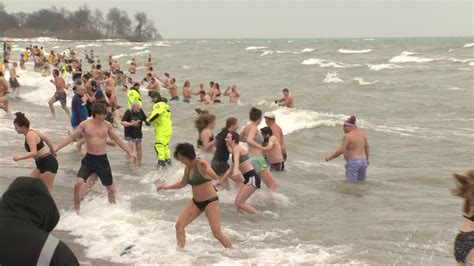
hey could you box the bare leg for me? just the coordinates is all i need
[48,98,56,117]
[229,172,244,191]
[175,201,202,248]
[204,201,232,248]
[260,170,277,192]
[126,141,134,161]
[80,174,98,199]
[234,184,258,214]
[74,177,85,212]
[61,102,70,117]
[135,142,142,166]
[29,168,41,178]
[39,171,55,192]
[106,184,117,204]
[0,98,11,118]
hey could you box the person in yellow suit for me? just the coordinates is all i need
[146,91,172,168]
[127,82,141,109]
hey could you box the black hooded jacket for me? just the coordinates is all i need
[0,177,79,266]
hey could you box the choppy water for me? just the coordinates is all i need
[1,37,473,264]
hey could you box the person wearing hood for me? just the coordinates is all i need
[127,82,142,109]
[0,176,79,265]
[146,91,173,168]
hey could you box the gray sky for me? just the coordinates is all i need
[2,0,473,38]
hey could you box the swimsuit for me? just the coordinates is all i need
[455,215,474,264]
[345,159,368,181]
[52,91,67,105]
[24,137,58,174]
[242,169,261,189]
[186,165,219,211]
[77,153,113,186]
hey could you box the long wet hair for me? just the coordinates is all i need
[452,170,474,214]
[223,117,237,131]
[195,113,215,132]
[13,112,30,128]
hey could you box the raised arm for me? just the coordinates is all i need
[55,124,84,152]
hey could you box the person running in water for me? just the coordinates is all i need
[146,92,173,168]
[12,112,58,192]
[156,143,232,249]
[48,69,70,117]
[240,107,277,192]
[226,132,260,214]
[325,116,370,182]
[9,62,20,98]
[0,71,11,118]
[55,103,135,213]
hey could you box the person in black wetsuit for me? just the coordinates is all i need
[156,143,232,249]
[0,176,79,265]
[453,170,474,264]
[12,112,58,192]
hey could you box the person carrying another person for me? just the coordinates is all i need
[325,116,369,182]
[146,91,173,168]
[264,111,287,170]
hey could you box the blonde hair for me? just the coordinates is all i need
[452,170,474,213]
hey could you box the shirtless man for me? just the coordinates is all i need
[145,56,153,68]
[0,71,11,118]
[261,127,284,171]
[128,62,136,74]
[55,103,135,212]
[224,85,240,103]
[146,77,160,97]
[277,88,294,108]
[264,112,287,169]
[182,80,192,103]
[9,62,20,98]
[48,69,70,118]
[111,60,120,73]
[325,116,369,182]
[168,78,179,101]
[92,64,102,81]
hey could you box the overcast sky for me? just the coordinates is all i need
[2,0,473,38]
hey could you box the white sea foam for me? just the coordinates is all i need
[301,48,315,53]
[153,42,172,47]
[389,51,434,63]
[367,63,402,71]
[354,77,378,85]
[130,50,151,56]
[364,38,375,41]
[463,43,474,48]
[112,54,128,59]
[52,46,61,49]
[447,58,474,63]
[338,49,373,54]
[260,50,274,56]
[301,58,360,68]
[75,43,101,48]
[323,72,344,84]
[268,109,346,135]
[448,49,455,53]
[131,46,148,50]
[181,65,191,69]
[470,62,474,66]
[245,46,267,50]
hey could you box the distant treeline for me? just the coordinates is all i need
[0,3,162,41]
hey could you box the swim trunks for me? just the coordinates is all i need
[242,169,261,189]
[77,153,113,186]
[250,155,268,174]
[35,153,58,174]
[52,91,67,105]
[345,159,368,181]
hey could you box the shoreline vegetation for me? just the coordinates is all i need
[0,3,162,42]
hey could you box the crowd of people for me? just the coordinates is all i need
[0,42,390,262]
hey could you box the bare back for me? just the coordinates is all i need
[343,128,368,161]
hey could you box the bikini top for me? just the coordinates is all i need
[197,133,214,148]
[186,164,211,186]
[232,153,250,164]
[463,214,474,222]
[24,133,45,152]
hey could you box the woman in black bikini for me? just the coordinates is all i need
[12,112,58,192]
[453,170,474,264]
[156,143,232,249]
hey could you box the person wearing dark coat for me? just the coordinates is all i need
[0,176,79,266]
